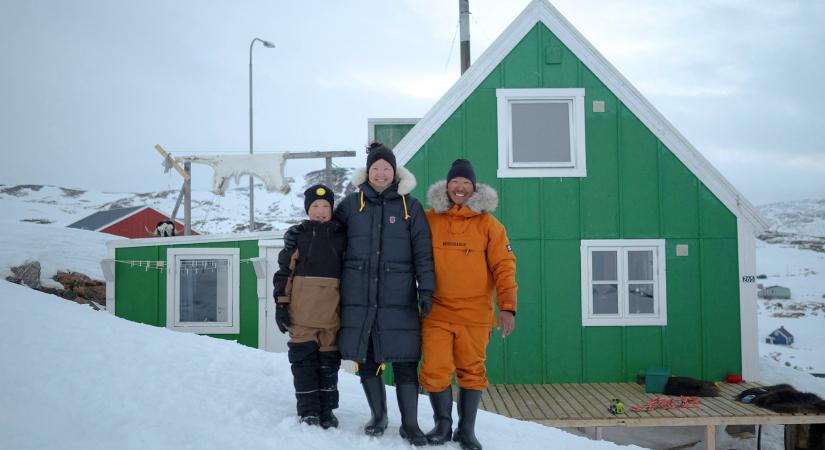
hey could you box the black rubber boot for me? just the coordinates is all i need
[396,383,427,446]
[288,341,321,424]
[361,376,388,436]
[425,386,453,445]
[319,351,341,429]
[453,388,482,450]
[319,410,338,429]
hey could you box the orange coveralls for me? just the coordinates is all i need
[420,203,517,392]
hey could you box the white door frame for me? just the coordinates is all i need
[257,239,288,353]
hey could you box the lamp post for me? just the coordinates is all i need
[249,37,275,232]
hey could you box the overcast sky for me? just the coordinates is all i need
[1,0,823,205]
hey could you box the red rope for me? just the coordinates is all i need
[630,396,703,412]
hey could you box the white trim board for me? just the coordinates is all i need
[737,219,759,380]
[391,0,767,233]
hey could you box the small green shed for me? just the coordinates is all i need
[377,0,768,383]
[103,232,289,353]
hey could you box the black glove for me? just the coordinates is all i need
[418,292,432,318]
[275,303,290,333]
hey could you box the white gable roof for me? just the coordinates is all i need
[393,0,768,232]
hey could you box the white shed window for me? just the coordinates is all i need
[496,88,586,178]
[581,240,667,326]
[167,248,240,334]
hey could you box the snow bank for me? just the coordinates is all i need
[0,281,637,450]
[0,219,109,286]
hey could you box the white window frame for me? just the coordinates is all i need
[496,88,587,178]
[166,248,240,334]
[580,239,667,326]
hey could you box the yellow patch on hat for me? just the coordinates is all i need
[316,187,326,196]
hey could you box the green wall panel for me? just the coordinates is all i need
[542,178,580,240]
[662,239,703,378]
[486,324,506,384]
[619,105,660,237]
[580,70,620,239]
[503,25,540,88]
[502,240,542,383]
[661,148,700,238]
[115,247,161,326]
[543,240,582,382]
[700,238,741,379]
[624,327,663,381]
[238,240,260,348]
[501,178,541,240]
[583,327,624,382]
[700,185,737,238]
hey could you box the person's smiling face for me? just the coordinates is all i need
[447,177,474,206]
[368,159,394,189]
[308,199,331,222]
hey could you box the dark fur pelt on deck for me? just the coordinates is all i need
[737,384,825,414]
[663,376,720,397]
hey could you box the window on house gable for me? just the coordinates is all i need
[167,248,240,334]
[581,240,666,326]
[497,88,586,178]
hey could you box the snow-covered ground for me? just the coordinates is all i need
[756,241,825,374]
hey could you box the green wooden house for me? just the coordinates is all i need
[103,232,291,353]
[374,0,767,384]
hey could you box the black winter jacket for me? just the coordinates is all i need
[333,167,435,363]
[272,220,347,328]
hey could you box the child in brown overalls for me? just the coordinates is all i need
[273,184,347,428]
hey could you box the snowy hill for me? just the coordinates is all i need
[0,280,639,450]
[759,198,825,238]
[0,166,353,235]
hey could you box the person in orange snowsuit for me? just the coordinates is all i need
[420,159,517,450]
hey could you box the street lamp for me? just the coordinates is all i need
[249,37,275,232]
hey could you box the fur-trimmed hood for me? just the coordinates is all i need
[350,166,416,196]
[426,180,498,214]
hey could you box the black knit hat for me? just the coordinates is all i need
[304,184,335,213]
[447,159,476,190]
[366,141,397,175]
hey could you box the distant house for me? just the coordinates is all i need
[766,326,794,346]
[759,285,791,300]
[68,206,197,239]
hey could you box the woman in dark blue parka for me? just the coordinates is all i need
[334,142,435,445]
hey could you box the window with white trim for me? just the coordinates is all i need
[167,248,240,334]
[496,88,586,178]
[580,240,667,326]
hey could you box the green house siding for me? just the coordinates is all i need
[114,240,261,348]
[405,22,741,383]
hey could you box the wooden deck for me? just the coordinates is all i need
[481,382,825,449]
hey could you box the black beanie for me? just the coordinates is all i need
[366,142,397,175]
[447,159,476,190]
[304,184,335,213]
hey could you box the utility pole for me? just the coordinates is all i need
[459,0,471,74]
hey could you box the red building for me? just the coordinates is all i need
[67,206,197,238]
